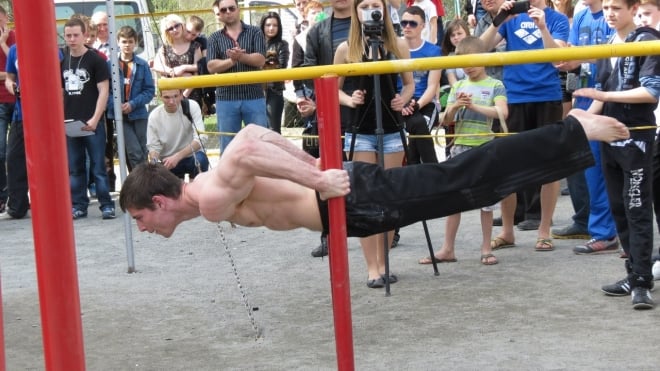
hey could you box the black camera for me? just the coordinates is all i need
[362,9,384,38]
[508,0,530,15]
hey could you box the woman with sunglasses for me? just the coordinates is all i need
[334,0,414,288]
[260,12,290,134]
[152,14,203,104]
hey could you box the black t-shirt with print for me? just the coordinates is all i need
[62,48,109,121]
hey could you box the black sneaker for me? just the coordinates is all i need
[602,278,631,296]
[517,219,541,231]
[632,287,655,310]
[551,224,590,240]
[311,236,328,258]
[602,278,655,296]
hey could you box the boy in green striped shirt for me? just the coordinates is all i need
[419,35,507,266]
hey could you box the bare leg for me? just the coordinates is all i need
[538,180,560,240]
[494,194,516,246]
[481,209,497,264]
[436,213,460,261]
[569,109,629,142]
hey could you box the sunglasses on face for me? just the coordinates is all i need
[400,20,419,28]
[220,6,237,13]
[166,23,182,32]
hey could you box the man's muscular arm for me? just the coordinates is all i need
[219,124,351,199]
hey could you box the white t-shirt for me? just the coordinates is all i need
[414,0,438,43]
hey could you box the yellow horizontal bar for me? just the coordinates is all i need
[159,41,660,90]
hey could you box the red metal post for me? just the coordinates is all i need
[14,1,86,370]
[314,76,355,370]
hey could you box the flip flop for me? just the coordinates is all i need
[418,256,458,265]
[480,253,499,265]
[535,238,554,252]
[491,237,515,250]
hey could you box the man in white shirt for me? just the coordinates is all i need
[147,89,209,179]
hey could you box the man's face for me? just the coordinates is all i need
[482,0,505,14]
[331,0,353,13]
[637,4,660,28]
[603,0,639,30]
[161,90,183,113]
[295,0,309,14]
[214,0,240,26]
[118,36,136,56]
[0,12,8,28]
[128,206,178,238]
[306,6,324,24]
[92,15,109,39]
[401,13,424,40]
[65,25,86,50]
[85,30,97,47]
[185,23,200,41]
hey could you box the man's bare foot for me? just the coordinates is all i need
[568,109,630,143]
[319,169,351,200]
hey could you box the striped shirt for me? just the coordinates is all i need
[207,21,266,101]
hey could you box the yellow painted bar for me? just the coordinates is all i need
[159,41,660,90]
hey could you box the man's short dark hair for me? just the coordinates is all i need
[213,0,238,7]
[403,5,426,22]
[64,18,86,34]
[119,163,183,212]
[117,25,137,41]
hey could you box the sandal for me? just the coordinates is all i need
[418,256,457,265]
[535,238,554,252]
[480,253,498,265]
[491,237,515,250]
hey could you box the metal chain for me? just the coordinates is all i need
[216,222,261,340]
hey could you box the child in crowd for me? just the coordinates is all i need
[441,19,471,86]
[419,36,507,266]
[574,0,660,309]
[106,26,156,169]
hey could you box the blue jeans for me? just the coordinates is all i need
[170,151,209,179]
[566,170,589,231]
[123,118,148,168]
[66,122,115,212]
[0,102,15,200]
[216,98,267,153]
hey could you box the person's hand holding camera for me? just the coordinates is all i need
[492,0,530,27]
[401,99,418,116]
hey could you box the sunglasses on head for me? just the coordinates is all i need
[220,5,237,13]
[166,23,181,32]
[400,20,419,28]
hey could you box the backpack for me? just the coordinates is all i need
[181,98,193,124]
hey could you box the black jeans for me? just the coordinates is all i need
[266,88,284,134]
[6,120,29,217]
[404,103,438,164]
[602,140,654,287]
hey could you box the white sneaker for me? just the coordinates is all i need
[652,260,660,281]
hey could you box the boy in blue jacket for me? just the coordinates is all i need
[107,26,155,168]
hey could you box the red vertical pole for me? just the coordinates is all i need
[314,76,355,371]
[13,1,86,370]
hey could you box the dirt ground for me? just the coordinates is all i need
[2,166,660,369]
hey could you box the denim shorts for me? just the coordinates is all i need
[343,132,404,153]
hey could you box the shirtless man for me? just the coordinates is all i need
[119,109,629,238]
